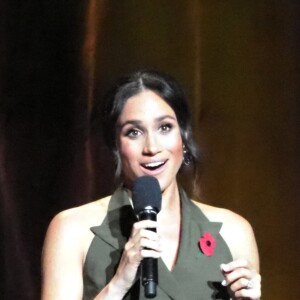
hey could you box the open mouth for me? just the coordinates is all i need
[141,161,166,171]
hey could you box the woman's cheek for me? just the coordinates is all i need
[162,133,183,153]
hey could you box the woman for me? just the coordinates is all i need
[42,70,261,299]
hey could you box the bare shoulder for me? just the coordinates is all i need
[192,200,252,231]
[53,195,111,228]
[48,195,111,236]
[43,195,112,262]
[192,200,259,270]
[41,195,113,299]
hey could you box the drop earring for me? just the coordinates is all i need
[183,145,191,166]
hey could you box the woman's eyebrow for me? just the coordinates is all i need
[117,119,142,130]
[155,115,176,122]
[118,115,176,129]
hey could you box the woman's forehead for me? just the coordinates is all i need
[118,91,176,125]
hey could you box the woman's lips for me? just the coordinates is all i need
[140,160,167,174]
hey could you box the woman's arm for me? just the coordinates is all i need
[41,212,85,300]
[42,211,161,300]
[94,220,162,299]
[220,211,261,299]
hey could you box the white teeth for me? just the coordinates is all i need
[145,161,164,168]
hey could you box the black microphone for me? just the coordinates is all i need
[132,176,162,299]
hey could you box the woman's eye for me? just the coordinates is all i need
[160,124,172,133]
[125,128,141,138]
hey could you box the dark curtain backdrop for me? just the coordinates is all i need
[1,1,299,299]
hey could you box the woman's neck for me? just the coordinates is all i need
[158,181,181,225]
[157,181,182,271]
[160,180,180,212]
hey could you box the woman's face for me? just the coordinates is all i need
[117,90,183,192]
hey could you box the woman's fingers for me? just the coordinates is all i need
[233,274,261,299]
[113,220,161,292]
[130,221,161,250]
[132,227,160,243]
[221,259,249,273]
[131,220,158,233]
[125,220,161,263]
[221,260,261,299]
[221,266,252,286]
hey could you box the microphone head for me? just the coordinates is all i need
[132,176,162,214]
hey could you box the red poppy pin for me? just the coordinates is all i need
[199,232,216,256]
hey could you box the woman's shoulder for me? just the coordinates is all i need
[44,196,112,250]
[50,195,112,232]
[191,200,250,227]
[191,200,258,262]
[43,195,113,265]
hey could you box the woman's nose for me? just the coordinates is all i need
[142,133,161,155]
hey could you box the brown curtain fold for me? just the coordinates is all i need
[1,1,90,298]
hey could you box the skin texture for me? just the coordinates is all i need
[41,91,261,300]
[117,91,184,193]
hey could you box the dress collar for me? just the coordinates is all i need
[90,188,136,250]
[90,187,225,300]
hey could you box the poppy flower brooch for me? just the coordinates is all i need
[198,232,216,256]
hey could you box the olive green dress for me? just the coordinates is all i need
[83,188,232,300]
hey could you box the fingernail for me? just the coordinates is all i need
[220,264,227,271]
[221,263,230,272]
[221,279,227,286]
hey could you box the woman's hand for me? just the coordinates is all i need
[221,259,261,300]
[105,220,161,297]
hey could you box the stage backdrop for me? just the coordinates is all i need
[1,1,299,299]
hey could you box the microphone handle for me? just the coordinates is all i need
[138,209,158,299]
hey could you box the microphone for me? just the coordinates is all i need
[132,176,162,299]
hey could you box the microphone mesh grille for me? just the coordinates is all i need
[132,176,162,214]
